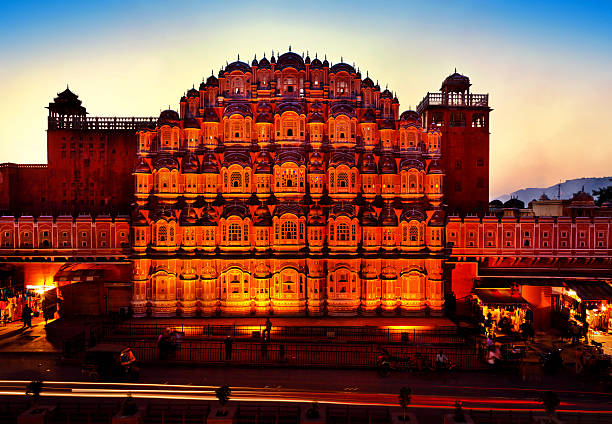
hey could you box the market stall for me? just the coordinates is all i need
[554,280,612,335]
[473,288,531,336]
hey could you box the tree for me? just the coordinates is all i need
[540,391,560,420]
[215,385,231,416]
[593,186,612,206]
[398,387,412,422]
[25,380,43,406]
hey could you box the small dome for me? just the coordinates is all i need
[310,57,323,69]
[206,74,219,86]
[360,204,378,227]
[253,204,272,226]
[183,117,200,129]
[158,109,180,126]
[428,208,445,227]
[308,111,325,123]
[381,89,393,99]
[198,207,217,226]
[400,207,426,222]
[361,108,377,123]
[360,152,378,174]
[379,204,398,226]
[255,151,272,174]
[182,153,199,173]
[362,77,374,88]
[251,57,258,66]
[225,60,251,74]
[400,110,421,124]
[329,150,356,167]
[221,203,251,219]
[258,56,271,69]
[571,189,594,203]
[330,202,356,218]
[322,58,329,67]
[441,71,470,92]
[276,51,306,71]
[378,119,395,130]
[427,159,444,174]
[307,204,325,226]
[199,80,206,90]
[399,156,424,171]
[134,157,151,174]
[186,87,199,98]
[274,202,305,218]
[309,151,325,174]
[330,62,355,74]
[180,207,198,226]
[305,54,311,64]
[201,152,219,173]
[203,108,219,122]
[153,154,179,171]
[380,155,397,174]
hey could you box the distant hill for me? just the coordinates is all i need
[495,177,612,204]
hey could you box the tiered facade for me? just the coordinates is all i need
[131,51,446,317]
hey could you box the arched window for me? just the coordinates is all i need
[159,225,167,243]
[337,223,350,242]
[409,226,418,242]
[230,171,242,188]
[281,221,297,240]
[228,223,242,242]
[337,172,349,188]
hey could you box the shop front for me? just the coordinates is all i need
[471,285,532,337]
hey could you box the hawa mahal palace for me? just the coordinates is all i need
[1,50,610,326]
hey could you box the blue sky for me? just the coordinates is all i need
[1,0,611,198]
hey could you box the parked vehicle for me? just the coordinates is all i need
[82,344,139,382]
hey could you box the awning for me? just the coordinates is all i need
[474,288,528,306]
[54,268,105,282]
[564,281,612,301]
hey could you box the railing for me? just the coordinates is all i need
[113,322,464,344]
[105,338,485,369]
[416,92,489,113]
[48,116,157,131]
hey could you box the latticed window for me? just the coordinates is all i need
[407,131,416,146]
[159,226,167,242]
[244,224,249,241]
[410,226,418,242]
[281,221,297,240]
[161,128,171,146]
[230,172,242,188]
[169,227,174,241]
[337,121,349,140]
[282,169,298,188]
[337,223,350,242]
[337,172,349,188]
[229,223,242,242]
[244,173,249,187]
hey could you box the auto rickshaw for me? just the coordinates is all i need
[82,344,139,382]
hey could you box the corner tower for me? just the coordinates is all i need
[417,72,491,215]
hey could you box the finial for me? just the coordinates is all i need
[272,49,275,57]
[66,84,69,90]
[237,54,240,60]
[211,69,214,76]
[341,56,343,62]
[289,44,291,52]
[263,52,266,58]
[307,50,309,57]
[254,54,257,60]
[454,67,457,73]
[367,70,369,77]
[315,52,318,59]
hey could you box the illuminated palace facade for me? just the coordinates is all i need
[130,51,447,317]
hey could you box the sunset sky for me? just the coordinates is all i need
[0,0,610,199]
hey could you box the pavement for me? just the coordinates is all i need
[0,317,59,353]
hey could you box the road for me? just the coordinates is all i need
[0,356,610,415]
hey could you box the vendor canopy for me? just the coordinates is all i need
[54,263,131,283]
[54,267,104,282]
[564,280,612,301]
[474,288,528,306]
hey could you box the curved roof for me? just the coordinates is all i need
[179,207,198,226]
[360,204,378,226]
[400,207,426,222]
[225,60,251,74]
[186,87,199,98]
[379,204,398,226]
[274,202,305,218]
[276,101,305,115]
[362,77,374,88]
[308,111,325,123]
[428,208,445,227]
[223,102,252,118]
[134,157,151,174]
[183,117,200,129]
[223,150,252,167]
[255,150,273,174]
[380,155,397,174]
[276,150,305,166]
[400,110,421,125]
[330,62,355,74]
[329,150,356,167]
[330,202,356,218]
[198,206,217,226]
[201,152,219,173]
[308,151,325,173]
[378,119,396,130]
[307,204,325,226]
[153,154,179,171]
[182,153,199,173]
[258,56,271,69]
[158,109,180,126]
[276,52,305,71]
[427,159,444,174]
[441,72,470,92]
[150,206,177,222]
[206,74,219,86]
[381,89,393,99]
[203,108,220,122]
[330,102,356,118]
[221,203,251,219]
[253,204,272,226]
[399,156,425,171]
[310,57,323,69]
[360,152,378,174]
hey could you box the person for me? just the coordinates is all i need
[582,321,589,344]
[224,335,233,361]
[22,304,32,328]
[435,350,449,370]
[263,317,272,341]
[485,312,493,328]
[487,346,501,368]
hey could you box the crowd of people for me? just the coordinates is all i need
[0,289,58,328]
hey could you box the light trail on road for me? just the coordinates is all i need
[1,379,611,414]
